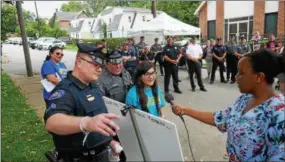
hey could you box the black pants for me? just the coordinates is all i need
[154,54,164,75]
[226,55,238,81]
[187,60,204,89]
[210,58,226,82]
[164,65,179,92]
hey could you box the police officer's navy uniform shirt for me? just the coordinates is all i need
[211,45,226,58]
[41,60,68,100]
[163,44,179,66]
[44,71,111,151]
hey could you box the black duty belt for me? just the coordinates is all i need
[57,147,108,162]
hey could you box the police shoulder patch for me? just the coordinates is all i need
[48,90,65,100]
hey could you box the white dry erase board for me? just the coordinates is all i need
[103,97,184,161]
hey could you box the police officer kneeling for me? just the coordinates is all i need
[44,43,120,162]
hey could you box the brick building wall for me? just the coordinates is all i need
[216,0,224,39]
[278,1,285,37]
[253,1,265,36]
[199,3,208,40]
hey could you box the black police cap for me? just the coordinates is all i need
[106,50,123,64]
[77,43,105,65]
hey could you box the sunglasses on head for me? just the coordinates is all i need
[55,52,64,56]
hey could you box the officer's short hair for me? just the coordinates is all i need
[155,38,159,41]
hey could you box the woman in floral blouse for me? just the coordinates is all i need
[173,49,285,161]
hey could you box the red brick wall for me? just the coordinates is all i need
[199,2,208,40]
[216,0,224,39]
[278,1,285,37]
[253,1,265,36]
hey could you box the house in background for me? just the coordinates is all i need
[91,6,163,39]
[69,18,95,39]
[52,9,89,31]
[194,1,285,41]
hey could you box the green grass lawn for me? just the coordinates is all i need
[1,73,53,161]
[65,44,77,51]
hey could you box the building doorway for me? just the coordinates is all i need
[228,21,249,42]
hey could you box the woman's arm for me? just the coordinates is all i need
[46,74,61,85]
[159,108,165,119]
[173,104,215,126]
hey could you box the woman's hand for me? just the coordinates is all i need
[172,104,186,116]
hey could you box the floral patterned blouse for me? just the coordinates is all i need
[214,93,285,162]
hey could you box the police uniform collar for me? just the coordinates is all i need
[67,71,93,89]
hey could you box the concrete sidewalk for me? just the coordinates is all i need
[8,74,46,119]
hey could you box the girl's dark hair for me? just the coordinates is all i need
[44,46,62,62]
[134,61,160,115]
[244,49,285,84]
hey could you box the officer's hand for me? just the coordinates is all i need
[83,113,120,136]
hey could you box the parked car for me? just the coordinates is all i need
[57,36,72,44]
[29,37,56,49]
[38,39,66,50]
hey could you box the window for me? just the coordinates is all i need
[142,16,145,22]
[109,18,111,23]
[88,21,92,27]
[264,12,277,37]
[207,20,216,40]
[128,16,131,23]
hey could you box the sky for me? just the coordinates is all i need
[22,1,68,19]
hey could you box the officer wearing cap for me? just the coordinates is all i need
[235,35,251,58]
[44,43,120,162]
[225,35,238,84]
[163,36,182,94]
[99,50,133,103]
[210,37,227,84]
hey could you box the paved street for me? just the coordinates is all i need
[2,44,242,161]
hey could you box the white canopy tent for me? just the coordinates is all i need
[128,13,201,37]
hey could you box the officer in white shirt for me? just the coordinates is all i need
[185,38,207,92]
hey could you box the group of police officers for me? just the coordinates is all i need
[44,34,254,162]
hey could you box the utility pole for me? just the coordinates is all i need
[151,0,157,18]
[34,1,40,38]
[16,1,33,77]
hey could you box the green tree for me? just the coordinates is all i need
[60,1,84,12]
[1,3,17,40]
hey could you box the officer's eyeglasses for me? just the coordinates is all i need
[143,71,157,78]
[80,57,101,68]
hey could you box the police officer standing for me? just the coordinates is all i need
[163,37,182,94]
[151,38,164,75]
[99,50,133,103]
[210,37,227,84]
[235,36,252,59]
[225,35,238,83]
[44,43,120,162]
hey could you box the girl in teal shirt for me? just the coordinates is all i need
[125,61,166,118]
